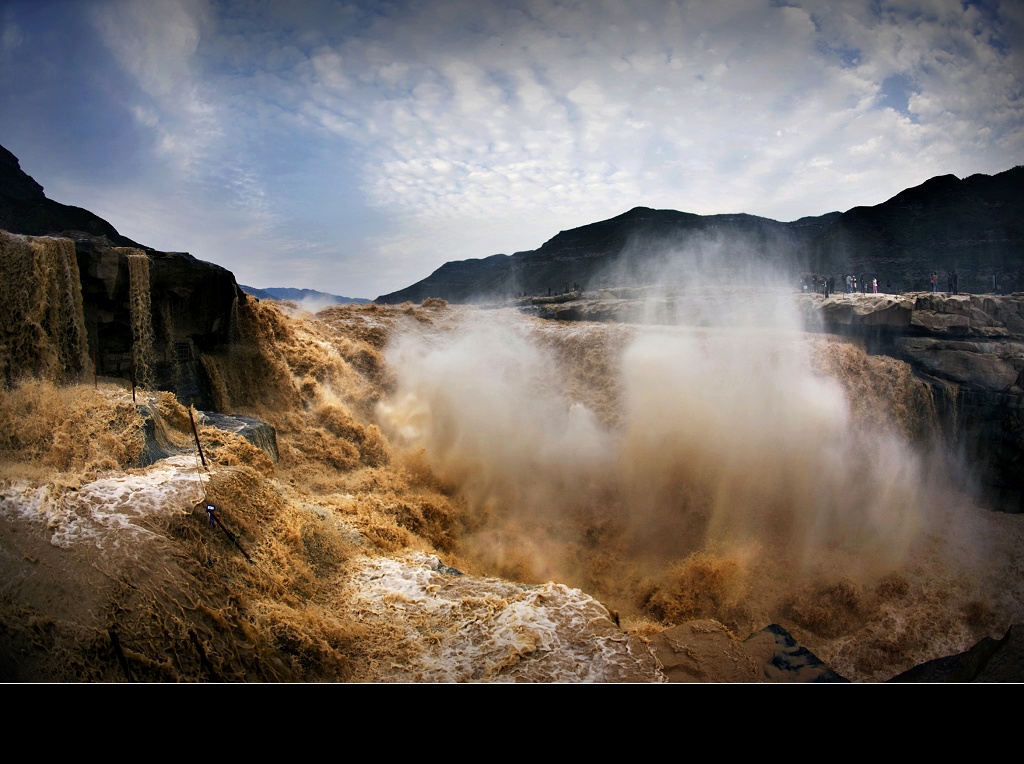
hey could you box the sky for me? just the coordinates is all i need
[1,0,1022,299]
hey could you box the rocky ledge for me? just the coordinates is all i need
[796,291,1024,394]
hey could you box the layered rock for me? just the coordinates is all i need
[74,238,245,406]
[1,145,247,408]
[809,292,1023,511]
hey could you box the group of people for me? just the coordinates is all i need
[929,270,959,294]
[807,269,974,296]
[802,273,881,296]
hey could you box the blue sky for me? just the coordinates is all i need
[1,0,1021,299]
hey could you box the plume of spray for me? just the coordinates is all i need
[379,318,613,523]
[615,235,928,565]
[378,233,954,619]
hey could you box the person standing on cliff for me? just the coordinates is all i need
[930,272,938,292]
[952,270,959,295]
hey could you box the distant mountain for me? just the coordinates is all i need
[0,144,146,248]
[239,286,371,305]
[376,167,1024,303]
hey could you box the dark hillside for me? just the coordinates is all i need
[0,145,145,248]
[377,167,1024,303]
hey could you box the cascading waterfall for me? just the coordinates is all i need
[2,293,1022,683]
[121,249,156,390]
[0,230,90,384]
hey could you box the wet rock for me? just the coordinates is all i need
[743,624,849,683]
[889,623,1024,682]
[794,292,1024,512]
[135,405,278,466]
[75,239,245,408]
[198,412,279,463]
[648,620,848,683]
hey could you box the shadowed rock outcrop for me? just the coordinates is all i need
[0,145,144,248]
[1,144,247,409]
[74,238,245,407]
[889,624,1024,683]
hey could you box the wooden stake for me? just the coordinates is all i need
[188,406,207,468]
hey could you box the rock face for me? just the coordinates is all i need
[1,144,246,408]
[74,238,244,406]
[376,166,1024,304]
[804,291,1023,512]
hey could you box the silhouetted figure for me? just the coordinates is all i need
[951,270,958,295]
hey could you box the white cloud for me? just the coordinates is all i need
[281,0,1019,292]
[90,0,276,235]
[7,0,1019,298]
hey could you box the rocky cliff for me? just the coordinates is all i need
[805,291,1023,513]
[1,145,245,407]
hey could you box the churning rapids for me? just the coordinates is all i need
[2,270,1023,681]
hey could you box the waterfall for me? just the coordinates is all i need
[121,249,155,390]
[0,231,90,384]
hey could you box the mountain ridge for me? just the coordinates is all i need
[376,167,1024,303]
[0,144,146,248]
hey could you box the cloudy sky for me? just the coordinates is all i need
[1,0,1021,298]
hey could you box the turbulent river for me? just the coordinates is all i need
[2,286,1023,682]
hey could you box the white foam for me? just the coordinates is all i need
[0,455,207,550]
[347,552,663,682]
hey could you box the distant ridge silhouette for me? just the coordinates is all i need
[376,166,1024,303]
